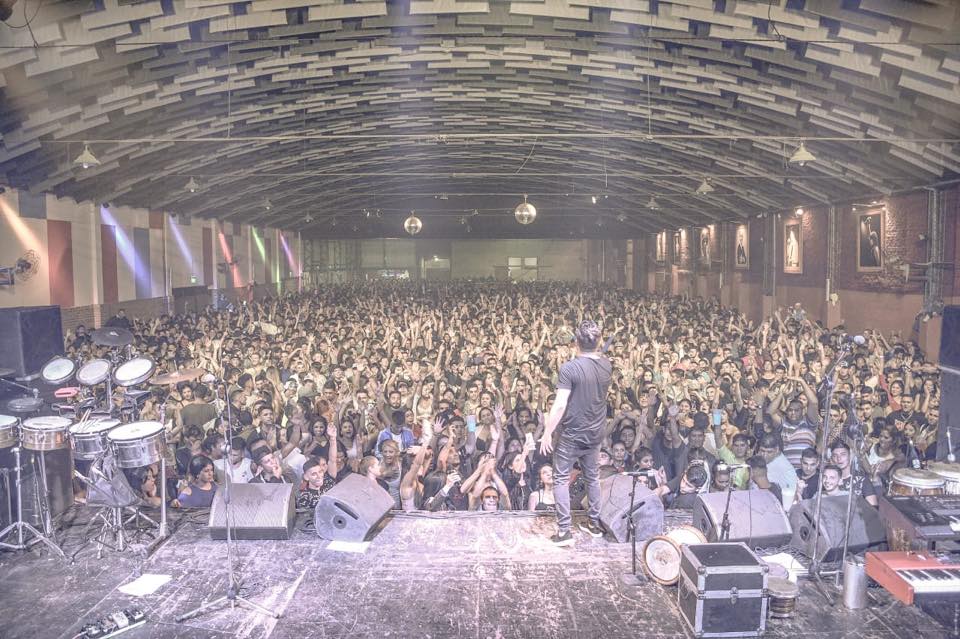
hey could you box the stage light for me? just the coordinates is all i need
[795,207,804,216]
[646,196,660,210]
[73,144,100,169]
[514,194,537,225]
[185,177,199,193]
[789,141,816,167]
[263,198,272,211]
[591,195,597,204]
[695,179,714,195]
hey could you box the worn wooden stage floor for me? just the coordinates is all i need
[0,509,954,639]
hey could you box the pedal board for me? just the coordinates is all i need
[79,609,146,639]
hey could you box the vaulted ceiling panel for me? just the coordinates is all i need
[0,0,957,239]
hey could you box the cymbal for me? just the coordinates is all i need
[91,327,134,347]
[7,396,43,413]
[152,368,206,385]
[0,368,16,378]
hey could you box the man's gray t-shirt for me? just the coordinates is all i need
[557,354,612,447]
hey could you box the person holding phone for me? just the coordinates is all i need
[539,319,612,546]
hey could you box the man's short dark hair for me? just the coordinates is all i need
[801,447,818,460]
[830,440,850,453]
[731,432,749,445]
[574,319,601,351]
[746,455,767,471]
[758,433,782,451]
[685,463,708,488]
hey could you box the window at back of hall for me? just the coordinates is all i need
[508,257,538,281]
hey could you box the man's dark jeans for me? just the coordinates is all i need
[552,436,601,534]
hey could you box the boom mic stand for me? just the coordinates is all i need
[807,342,854,604]
[176,376,281,623]
[620,472,649,584]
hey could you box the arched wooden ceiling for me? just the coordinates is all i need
[0,0,959,238]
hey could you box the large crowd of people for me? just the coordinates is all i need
[63,282,944,528]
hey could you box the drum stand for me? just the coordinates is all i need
[176,380,280,624]
[0,446,66,559]
[73,456,168,558]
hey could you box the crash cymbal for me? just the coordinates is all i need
[152,367,206,385]
[91,327,134,347]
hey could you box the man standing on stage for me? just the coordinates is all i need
[539,320,611,546]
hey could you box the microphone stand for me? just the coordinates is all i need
[808,342,853,604]
[620,474,648,583]
[176,376,281,623]
[718,478,735,541]
[836,420,865,589]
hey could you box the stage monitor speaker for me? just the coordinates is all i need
[208,482,296,540]
[597,474,664,543]
[0,306,64,377]
[788,496,885,562]
[692,489,792,547]
[314,473,393,542]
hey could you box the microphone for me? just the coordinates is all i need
[620,500,647,519]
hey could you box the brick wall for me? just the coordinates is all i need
[836,191,927,293]
[60,305,100,335]
[945,185,959,301]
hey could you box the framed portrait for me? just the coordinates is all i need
[655,232,666,263]
[672,231,681,265]
[699,227,711,265]
[784,219,802,274]
[857,208,884,271]
[734,223,749,269]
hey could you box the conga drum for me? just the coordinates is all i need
[888,468,945,496]
[927,462,960,495]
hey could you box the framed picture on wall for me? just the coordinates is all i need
[734,223,749,269]
[655,232,666,263]
[784,219,802,274]
[672,231,681,265]
[699,227,711,265]
[857,208,884,271]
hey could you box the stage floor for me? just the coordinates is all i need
[0,509,954,639]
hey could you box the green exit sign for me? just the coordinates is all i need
[190,275,198,284]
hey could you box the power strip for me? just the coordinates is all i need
[79,609,146,639]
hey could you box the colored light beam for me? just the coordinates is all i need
[280,232,298,278]
[100,205,147,293]
[169,216,194,276]
[274,229,281,294]
[217,225,242,288]
[252,228,266,262]
[0,196,43,254]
